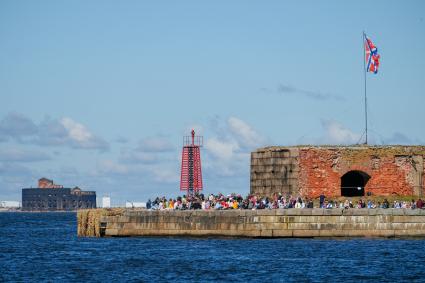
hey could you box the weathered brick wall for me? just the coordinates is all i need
[78,209,425,238]
[299,146,425,198]
[251,146,425,198]
[250,148,300,196]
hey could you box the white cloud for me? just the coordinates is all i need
[227,117,265,148]
[203,151,250,177]
[0,113,109,151]
[202,116,267,177]
[205,137,239,160]
[322,120,361,144]
[61,118,93,143]
[59,117,109,150]
[204,116,265,162]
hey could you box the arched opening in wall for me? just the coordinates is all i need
[341,171,370,197]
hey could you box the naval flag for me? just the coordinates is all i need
[364,34,380,74]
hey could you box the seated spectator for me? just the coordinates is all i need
[344,199,350,209]
[367,200,373,209]
[417,199,424,209]
[295,200,302,208]
[307,199,314,208]
[382,199,389,209]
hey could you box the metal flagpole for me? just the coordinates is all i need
[363,31,368,144]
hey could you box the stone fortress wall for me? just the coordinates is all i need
[251,146,425,198]
[78,209,425,238]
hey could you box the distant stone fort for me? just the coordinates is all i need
[22,178,96,211]
[250,145,425,198]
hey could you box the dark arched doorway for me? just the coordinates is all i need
[341,170,370,197]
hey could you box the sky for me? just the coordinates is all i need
[1,0,424,205]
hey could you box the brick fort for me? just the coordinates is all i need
[250,145,425,198]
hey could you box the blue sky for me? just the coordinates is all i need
[1,0,424,204]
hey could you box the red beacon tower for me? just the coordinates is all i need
[180,129,203,197]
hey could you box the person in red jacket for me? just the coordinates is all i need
[416,199,423,209]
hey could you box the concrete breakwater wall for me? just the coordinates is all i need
[78,208,425,238]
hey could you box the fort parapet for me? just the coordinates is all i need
[78,209,425,238]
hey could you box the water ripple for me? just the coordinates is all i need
[1,212,425,282]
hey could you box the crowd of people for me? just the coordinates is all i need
[146,193,425,211]
[319,198,424,209]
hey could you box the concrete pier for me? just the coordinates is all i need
[78,208,425,238]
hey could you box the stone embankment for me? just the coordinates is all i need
[78,208,425,238]
[77,208,125,237]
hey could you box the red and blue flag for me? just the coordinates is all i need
[364,35,380,74]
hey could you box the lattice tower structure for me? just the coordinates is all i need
[180,130,203,197]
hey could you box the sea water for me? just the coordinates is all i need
[1,212,425,282]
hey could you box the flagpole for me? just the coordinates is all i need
[363,31,368,144]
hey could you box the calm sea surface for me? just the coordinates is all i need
[1,212,425,282]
